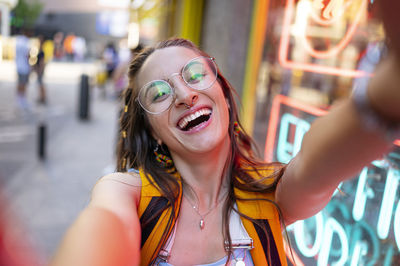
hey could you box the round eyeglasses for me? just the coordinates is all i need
[137,56,218,114]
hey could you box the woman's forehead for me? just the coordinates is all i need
[137,46,200,85]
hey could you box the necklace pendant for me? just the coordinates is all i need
[235,260,245,266]
[199,218,205,230]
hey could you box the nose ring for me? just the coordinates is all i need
[183,97,196,109]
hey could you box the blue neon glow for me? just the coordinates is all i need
[293,212,324,257]
[276,112,400,264]
[332,182,343,197]
[277,113,310,163]
[350,241,367,266]
[384,245,394,266]
[371,159,387,168]
[318,218,349,266]
[395,199,400,251]
[377,168,399,239]
[352,167,370,221]
[351,220,380,265]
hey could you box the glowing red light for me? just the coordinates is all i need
[279,0,371,77]
[264,95,400,162]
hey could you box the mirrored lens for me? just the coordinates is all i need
[138,80,173,113]
[182,57,217,90]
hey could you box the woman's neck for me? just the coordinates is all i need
[171,136,231,210]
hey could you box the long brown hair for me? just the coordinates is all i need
[116,38,286,264]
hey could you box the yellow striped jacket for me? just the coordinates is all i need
[137,169,287,266]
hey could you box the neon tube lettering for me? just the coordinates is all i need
[350,241,367,266]
[318,218,349,266]
[394,199,400,251]
[322,0,344,20]
[277,113,310,163]
[350,221,380,265]
[271,98,400,264]
[383,245,394,266]
[293,212,324,257]
[377,168,399,239]
[352,167,374,221]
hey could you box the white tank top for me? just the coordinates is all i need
[156,206,255,266]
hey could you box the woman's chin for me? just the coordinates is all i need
[179,131,230,155]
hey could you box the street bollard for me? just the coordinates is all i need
[79,74,90,120]
[38,122,46,160]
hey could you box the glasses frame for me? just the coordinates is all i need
[136,56,218,115]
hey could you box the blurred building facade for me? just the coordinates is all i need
[29,0,252,93]
[30,0,131,58]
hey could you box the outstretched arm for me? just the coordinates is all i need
[51,173,142,266]
[276,0,400,225]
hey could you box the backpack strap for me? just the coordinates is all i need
[138,170,182,265]
[235,194,286,266]
[234,167,287,265]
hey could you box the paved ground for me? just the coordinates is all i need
[0,60,120,265]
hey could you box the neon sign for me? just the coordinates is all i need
[313,0,345,20]
[279,0,372,77]
[265,95,400,265]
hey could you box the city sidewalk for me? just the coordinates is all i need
[0,60,120,265]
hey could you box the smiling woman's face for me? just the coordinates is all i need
[136,46,230,157]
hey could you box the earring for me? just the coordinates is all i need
[121,157,127,169]
[154,144,173,167]
[233,121,241,136]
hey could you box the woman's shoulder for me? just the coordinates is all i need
[97,171,142,187]
[90,171,142,214]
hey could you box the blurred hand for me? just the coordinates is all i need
[366,0,400,122]
[379,0,400,58]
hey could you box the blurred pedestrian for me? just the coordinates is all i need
[33,36,47,105]
[42,38,54,63]
[53,32,64,61]
[112,43,143,98]
[72,36,87,62]
[15,28,31,110]
[103,42,118,82]
[63,33,75,61]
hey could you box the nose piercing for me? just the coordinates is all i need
[184,100,194,109]
[183,97,196,109]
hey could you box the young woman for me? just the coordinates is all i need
[52,6,400,266]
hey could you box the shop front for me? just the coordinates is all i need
[244,0,400,264]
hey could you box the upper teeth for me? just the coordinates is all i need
[178,108,211,129]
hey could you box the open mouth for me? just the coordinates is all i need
[178,108,212,131]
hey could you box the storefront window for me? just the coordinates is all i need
[255,0,400,264]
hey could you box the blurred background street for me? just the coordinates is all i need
[0,60,119,264]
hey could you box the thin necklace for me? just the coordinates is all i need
[184,190,227,230]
